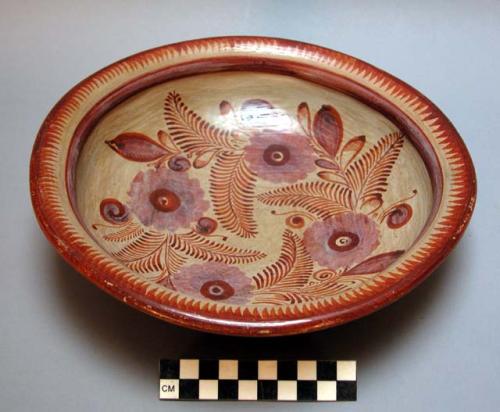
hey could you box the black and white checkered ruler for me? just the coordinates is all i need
[159,359,356,401]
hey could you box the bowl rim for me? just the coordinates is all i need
[30,36,476,336]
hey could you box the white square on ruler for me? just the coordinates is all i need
[238,380,258,400]
[297,360,317,380]
[317,381,337,401]
[337,361,356,381]
[219,359,238,379]
[159,379,179,399]
[179,359,199,379]
[258,360,277,380]
[199,380,218,400]
[277,380,297,401]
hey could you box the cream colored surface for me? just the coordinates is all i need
[41,39,461,318]
[198,380,218,400]
[258,360,278,380]
[179,359,199,379]
[159,379,179,400]
[75,72,433,301]
[218,360,238,379]
[237,380,258,401]
[317,381,337,401]
[336,361,357,381]
[277,381,298,401]
[297,360,317,380]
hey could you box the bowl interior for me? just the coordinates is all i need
[73,71,434,309]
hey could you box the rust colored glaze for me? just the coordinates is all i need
[30,37,476,336]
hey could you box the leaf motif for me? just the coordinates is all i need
[164,91,242,157]
[171,231,266,264]
[126,242,166,275]
[106,132,170,162]
[193,150,216,168]
[156,243,186,283]
[313,105,343,157]
[257,181,353,219]
[317,171,349,186]
[157,130,179,153]
[340,135,366,167]
[118,234,186,281]
[253,230,313,291]
[315,158,340,170]
[297,102,311,135]
[360,194,383,215]
[102,222,144,243]
[209,152,258,238]
[346,132,404,207]
[253,275,368,305]
[112,231,167,263]
[346,250,405,275]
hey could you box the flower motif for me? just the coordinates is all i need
[304,212,380,270]
[169,262,253,304]
[244,132,316,183]
[127,167,209,232]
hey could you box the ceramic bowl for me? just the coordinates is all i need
[30,37,476,336]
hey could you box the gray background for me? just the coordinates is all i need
[1,0,499,410]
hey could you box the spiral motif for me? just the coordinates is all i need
[196,217,218,235]
[387,203,413,229]
[312,269,339,282]
[99,198,129,224]
[285,214,305,229]
[168,155,191,172]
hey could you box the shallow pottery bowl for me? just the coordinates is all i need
[30,37,476,336]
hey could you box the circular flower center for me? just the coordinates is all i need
[200,279,235,301]
[328,231,360,252]
[263,144,290,166]
[149,188,181,213]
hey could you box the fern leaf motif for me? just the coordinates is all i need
[253,273,370,305]
[157,242,186,284]
[102,222,144,243]
[257,181,353,219]
[209,152,258,237]
[171,231,266,264]
[253,230,313,292]
[163,91,243,157]
[346,132,404,207]
[112,231,167,263]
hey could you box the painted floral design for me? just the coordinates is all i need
[95,92,416,306]
[168,262,253,304]
[303,213,380,270]
[244,132,316,183]
[127,167,209,232]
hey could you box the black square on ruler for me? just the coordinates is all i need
[159,359,179,379]
[277,360,297,380]
[179,379,199,399]
[218,380,238,400]
[297,381,317,401]
[337,381,357,401]
[199,359,219,379]
[317,360,337,380]
[239,360,258,380]
[258,380,278,400]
